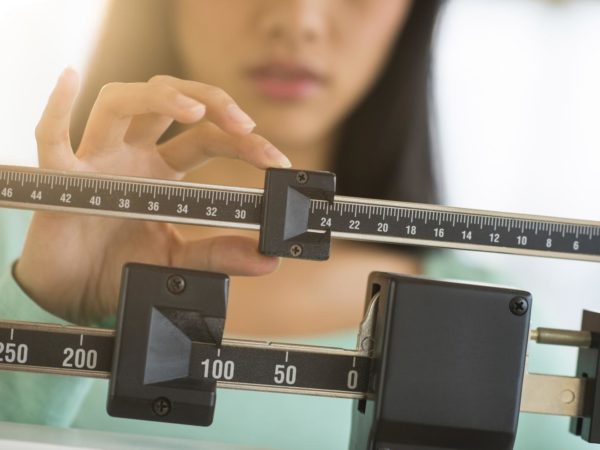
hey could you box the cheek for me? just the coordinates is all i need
[332,1,412,105]
[172,1,247,81]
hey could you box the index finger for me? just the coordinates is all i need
[149,75,256,136]
[158,122,292,174]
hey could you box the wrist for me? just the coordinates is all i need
[12,259,66,322]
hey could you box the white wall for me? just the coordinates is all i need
[0,0,105,166]
[436,0,600,220]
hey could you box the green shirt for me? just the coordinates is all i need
[0,207,592,449]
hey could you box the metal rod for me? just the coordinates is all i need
[530,327,592,348]
[4,164,600,262]
[0,364,366,399]
[0,358,586,414]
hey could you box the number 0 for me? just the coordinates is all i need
[347,370,358,390]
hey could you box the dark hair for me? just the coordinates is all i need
[336,1,442,203]
[72,1,443,204]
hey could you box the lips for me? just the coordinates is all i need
[246,62,327,101]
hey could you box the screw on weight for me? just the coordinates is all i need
[152,397,171,417]
[289,244,303,257]
[296,171,309,184]
[509,297,529,316]
[167,274,186,294]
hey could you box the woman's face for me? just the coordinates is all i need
[173,0,412,151]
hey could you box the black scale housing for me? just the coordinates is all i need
[571,310,600,443]
[107,263,228,426]
[349,273,532,450]
[259,168,335,260]
[105,260,534,448]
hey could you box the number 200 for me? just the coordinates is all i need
[62,347,97,370]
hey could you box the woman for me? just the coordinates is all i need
[0,1,445,448]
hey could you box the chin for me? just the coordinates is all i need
[253,109,336,151]
[262,124,327,151]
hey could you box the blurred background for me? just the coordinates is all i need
[1,0,600,448]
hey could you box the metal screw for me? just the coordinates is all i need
[296,171,308,184]
[152,397,171,417]
[560,389,576,405]
[290,244,303,257]
[167,275,186,294]
[360,337,375,353]
[509,296,529,316]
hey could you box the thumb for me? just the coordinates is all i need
[35,67,79,169]
[173,235,280,276]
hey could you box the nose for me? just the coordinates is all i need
[257,0,328,46]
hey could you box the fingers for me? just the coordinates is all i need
[35,68,80,169]
[173,235,280,276]
[148,75,256,136]
[79,76,259,156]
[78,81,206,154]
[77,75,290,174]
[158,122,291,173]
[124,113,175,147]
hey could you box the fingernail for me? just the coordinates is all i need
[59,66,76,80]
[56,66,79,88]
[227,104,256,130]
[265,144,292,168]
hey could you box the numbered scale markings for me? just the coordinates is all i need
[0,321,370,399]
[2,165,600,261]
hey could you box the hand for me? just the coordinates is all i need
[15,69,291,324]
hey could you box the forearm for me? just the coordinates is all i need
[0,265,93,426]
